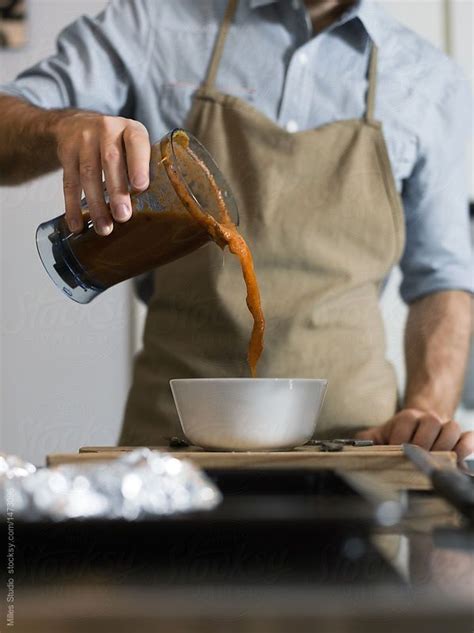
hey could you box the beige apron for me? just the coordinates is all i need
[119,0,405,445]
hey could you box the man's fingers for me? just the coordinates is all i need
[388,412,419,445]
[101,139,132,223]
[411,414,443,450]
[57,115,150,235]
[80,145,113,236]
[454,431,474,462]
[356,409,473,461]
[431,420,462,452]
[62,159,83,234]
[123,122,150,192]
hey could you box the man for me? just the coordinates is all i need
[0,0,473,459]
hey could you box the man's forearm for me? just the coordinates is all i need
[403,290,472,418]
[0,95,72,184]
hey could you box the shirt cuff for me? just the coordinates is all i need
[400,273,474,304]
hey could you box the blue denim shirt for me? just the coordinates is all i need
[1,0,472,302]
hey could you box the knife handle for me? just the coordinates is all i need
[431,469,474,522]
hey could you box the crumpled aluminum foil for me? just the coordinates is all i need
[0,453,37,479]
[0,449,221,521]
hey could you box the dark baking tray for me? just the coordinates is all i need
[1,469,404,586]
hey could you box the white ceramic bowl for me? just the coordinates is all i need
[169,378,328,451]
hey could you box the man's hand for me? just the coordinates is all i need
[356,408,474,462]
[358,291,474,464]
[54,112,151,235]
[0,97,152,234]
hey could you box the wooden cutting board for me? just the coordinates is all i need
[45,445,458,491]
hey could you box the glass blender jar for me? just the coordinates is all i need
[36,129,239,304]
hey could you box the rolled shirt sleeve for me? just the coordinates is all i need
[0,0,154,116]
[399,72,473,304]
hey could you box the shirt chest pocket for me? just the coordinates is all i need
[158,82,198,130]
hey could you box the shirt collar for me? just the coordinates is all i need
[248,0,382,46]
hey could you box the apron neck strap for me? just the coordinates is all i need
[204,0,240,90]
[365,44,378,123]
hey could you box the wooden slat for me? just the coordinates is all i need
[78,444,405,454]
[46,447,457,491]
[47,453,124,466]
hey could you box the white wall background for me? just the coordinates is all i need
[1,0,473,465]
[0,1,130,464]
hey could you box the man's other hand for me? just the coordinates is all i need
[356,408,474,462]
[54,113,151,235]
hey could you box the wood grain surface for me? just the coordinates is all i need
[45,445,458,490]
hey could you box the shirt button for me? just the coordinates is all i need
[299,52,308,66]
[286,120,299,133]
